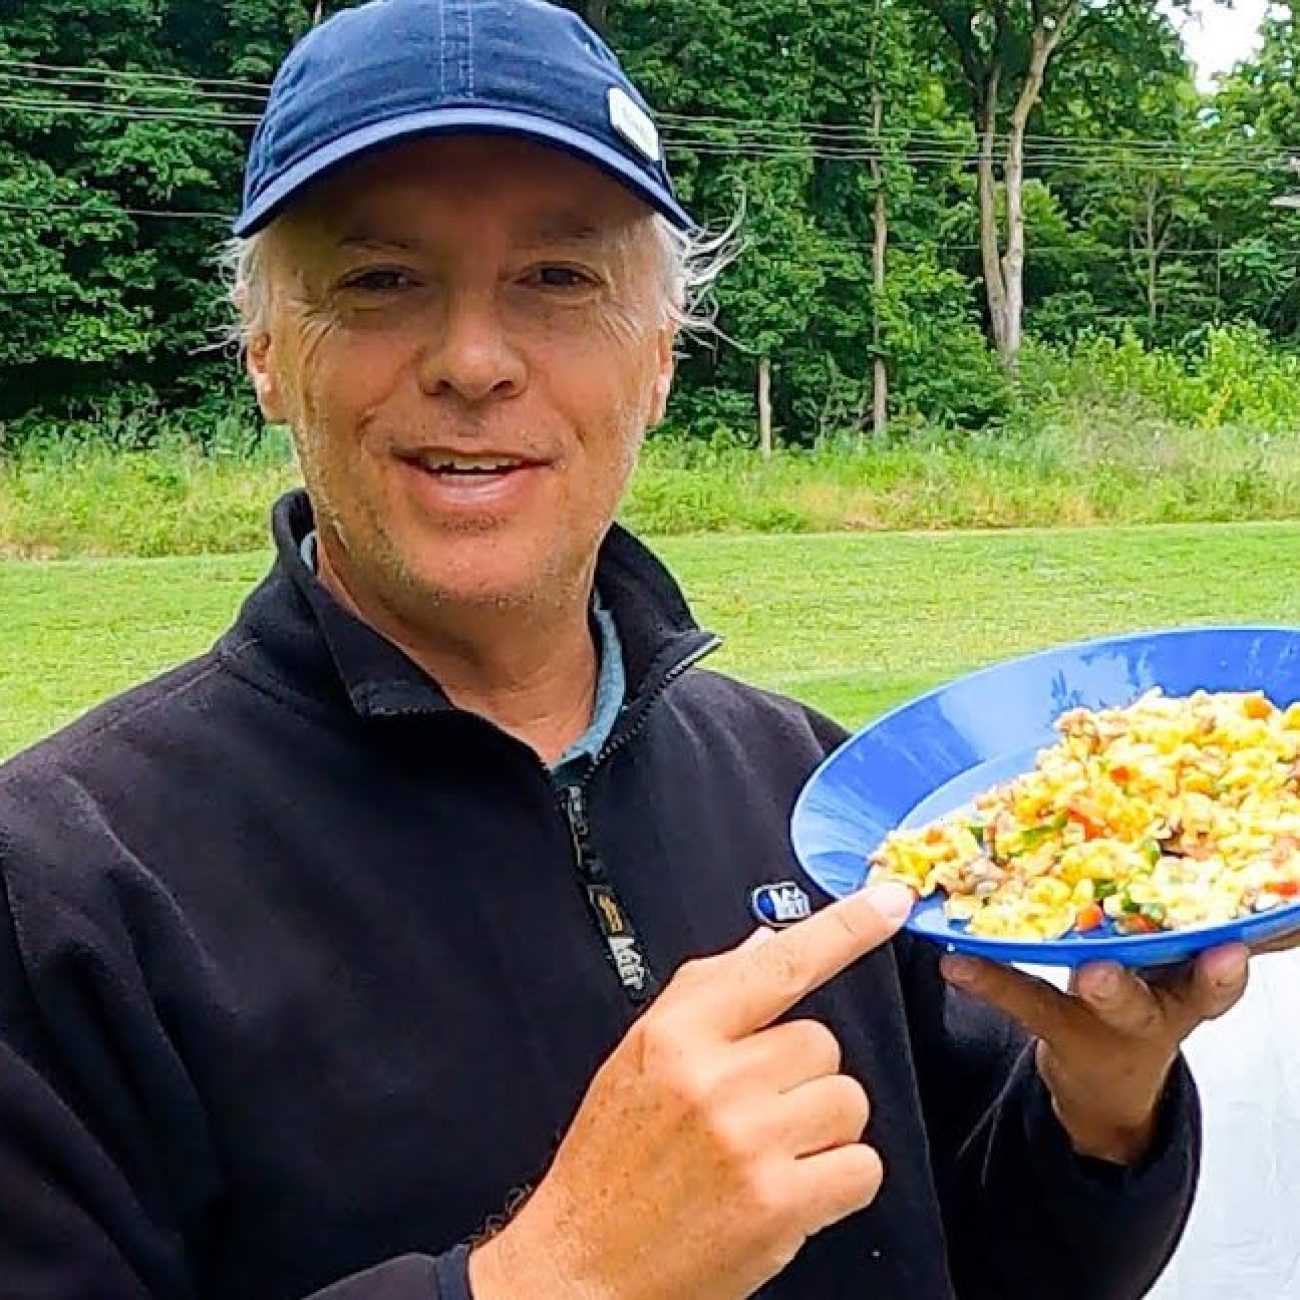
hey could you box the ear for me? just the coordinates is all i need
[246,330,287,425]
[647,323,677,428]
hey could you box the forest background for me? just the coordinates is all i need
[3,0,1300,555]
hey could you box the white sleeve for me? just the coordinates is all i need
[1144,949,1300,1300]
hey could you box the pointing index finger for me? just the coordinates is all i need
[692,882,915,1040]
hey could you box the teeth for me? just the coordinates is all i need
[419,454,522,474]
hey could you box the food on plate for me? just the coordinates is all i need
[870,689,1300,941]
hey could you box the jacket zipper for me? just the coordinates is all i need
[589,634,723,774]
[558,633,723,1008]
[561,782,657,1005]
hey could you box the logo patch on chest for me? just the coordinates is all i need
[750,881,813,928]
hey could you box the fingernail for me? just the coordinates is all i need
[864,881,916,923]
[1090,966,1121,999]
[941,954,977,986]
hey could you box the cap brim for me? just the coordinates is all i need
[233,106,697,236]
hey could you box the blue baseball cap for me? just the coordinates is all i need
[234,0,695,237]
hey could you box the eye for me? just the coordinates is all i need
[528,265,597,290]
[342,268,417,293]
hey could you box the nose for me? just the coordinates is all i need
[417,289,526,404]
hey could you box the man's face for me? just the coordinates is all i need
[247,135,676,616]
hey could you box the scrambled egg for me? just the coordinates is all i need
[871,690,1300,940]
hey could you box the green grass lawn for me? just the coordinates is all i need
[4,522,1300,760]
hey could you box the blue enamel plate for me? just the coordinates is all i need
[790,627,1300,967]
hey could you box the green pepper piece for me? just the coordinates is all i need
[1009,812,1069,855]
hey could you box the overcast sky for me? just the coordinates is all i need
[1168,0,1277,88]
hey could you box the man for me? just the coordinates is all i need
[0,3,1253,1298]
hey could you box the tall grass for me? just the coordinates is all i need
[0,429,300,558]
[624,415,1300,534]
[4,326,1299,558]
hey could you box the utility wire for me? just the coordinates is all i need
[0,56,268,96]
[674,140,1289,174]
[0,200,230,220]
[4,197,1298,269]
[0,68,264,107]
[5,94,1293,178]
[657,110,1295,157]
[4,57,1297,161]
[0,95,259,127]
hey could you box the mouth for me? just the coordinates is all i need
[398,450,543,479]
[394,448,550,513]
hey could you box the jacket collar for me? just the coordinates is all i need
[221,489,720,721]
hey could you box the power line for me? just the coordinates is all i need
[4,197,1297,270]
[674,140,1289,176]
[0,200,230,221]
[0,57,268,96]
[4,94,1291,177]
[665,120,1291,165]
[0,68,266,108]
[659,110,1299,159]
[887,243,1300,260]
[5,59,1283,157]
[0,95,258,127]
[658,111,1290,157]
[5,58,1298,161]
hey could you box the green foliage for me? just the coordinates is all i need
[879,250,1013,426]
[2,0,1299,443]
[1020,325,1300,433]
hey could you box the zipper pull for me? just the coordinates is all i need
[561,783,656,1005]
[564,784,593,872]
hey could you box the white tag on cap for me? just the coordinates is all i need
[608,87,661,163]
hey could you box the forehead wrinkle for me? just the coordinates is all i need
[321,216,612,263]
[512,206,655,255]
[338,231,425,253]
[517,215,604,247]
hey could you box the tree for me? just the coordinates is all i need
[1209,8,1300,336]
[1,0,1291,444]
[915,0,1188,370]
[609,0,866,446]
[1074,147,1202,339]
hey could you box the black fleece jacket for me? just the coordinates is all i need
[0,491,1198,1300]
